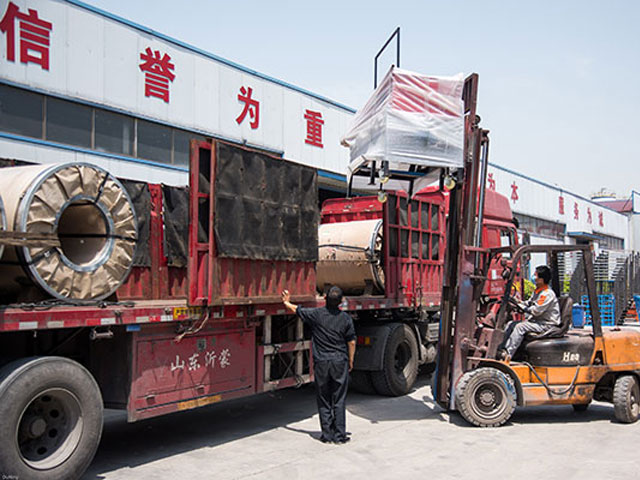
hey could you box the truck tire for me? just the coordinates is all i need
[349,370,376,395]
[0,356,103,480]
[613,375,640,423]
[371,324,419,396]
[455,367,516,427]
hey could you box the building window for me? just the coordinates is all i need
[95,110,134,155]
[598,234,624,250]
[137,119,172,164]
[173,129,205,166]
[0,84,43,139]
[46,97,92,148]
[1,85,205,169]
[514,213,565,240]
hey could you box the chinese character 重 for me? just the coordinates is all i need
[304,109,324,148]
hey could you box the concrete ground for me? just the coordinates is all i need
[84,374,640,480]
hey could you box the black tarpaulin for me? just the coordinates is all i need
[121,180,151,267]
[162,185,189,267]
[214,143,318,262]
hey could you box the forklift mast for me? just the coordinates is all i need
[434,74,491,410]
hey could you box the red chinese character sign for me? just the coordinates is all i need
[236,86,259,129]
[0,2,52,70]
[304,110,324,148]
[587,208,592,224]
[487,173,496,191]
[510,182,519,204]
[599,211,604,227]
[139,47,175,103]
[573,202,579,220]
[558,195,565,215]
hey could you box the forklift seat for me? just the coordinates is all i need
[525,295,573,341]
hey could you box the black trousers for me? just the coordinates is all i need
[314,359,349,441]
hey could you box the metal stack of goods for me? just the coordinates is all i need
[0,163,138,302]
[317,219,385,295]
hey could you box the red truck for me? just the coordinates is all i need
[0,139,516,479]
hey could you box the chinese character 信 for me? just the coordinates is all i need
[510,182,519,203]
[139,47,176,103]
[0,2,53,70]
[487,173,496,191]
[304,109,324,148]
[236,86,259,129]
[219,348,231,369]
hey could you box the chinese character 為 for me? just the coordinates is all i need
[0,2,53,70]
[139,47,176,103]
[236,86,259,129]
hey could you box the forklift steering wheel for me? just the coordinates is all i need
[507,296,525,313]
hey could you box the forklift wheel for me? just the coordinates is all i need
[613,375,640,423]
[455,367,517,427]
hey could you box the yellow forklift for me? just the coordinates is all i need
[431,75,640,427]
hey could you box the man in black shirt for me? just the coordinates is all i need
[282,286,356,444]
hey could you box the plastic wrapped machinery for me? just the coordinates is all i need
[342,67,465,178]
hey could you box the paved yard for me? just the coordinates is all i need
[84,374,640,479]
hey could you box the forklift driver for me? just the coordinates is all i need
[499,265,561,360]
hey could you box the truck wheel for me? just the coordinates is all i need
[455,367,516,427]
[613,375,640,423]
[349,370,376,395]
[371,324,419,396]
[0,356,103,480]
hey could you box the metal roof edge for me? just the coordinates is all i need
[62,0,357,114]
[488,162,626,216]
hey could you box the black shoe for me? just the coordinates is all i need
[334,436,351,444]
[319,436,334,444]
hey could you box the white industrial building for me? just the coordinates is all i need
[0,0,636,257]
